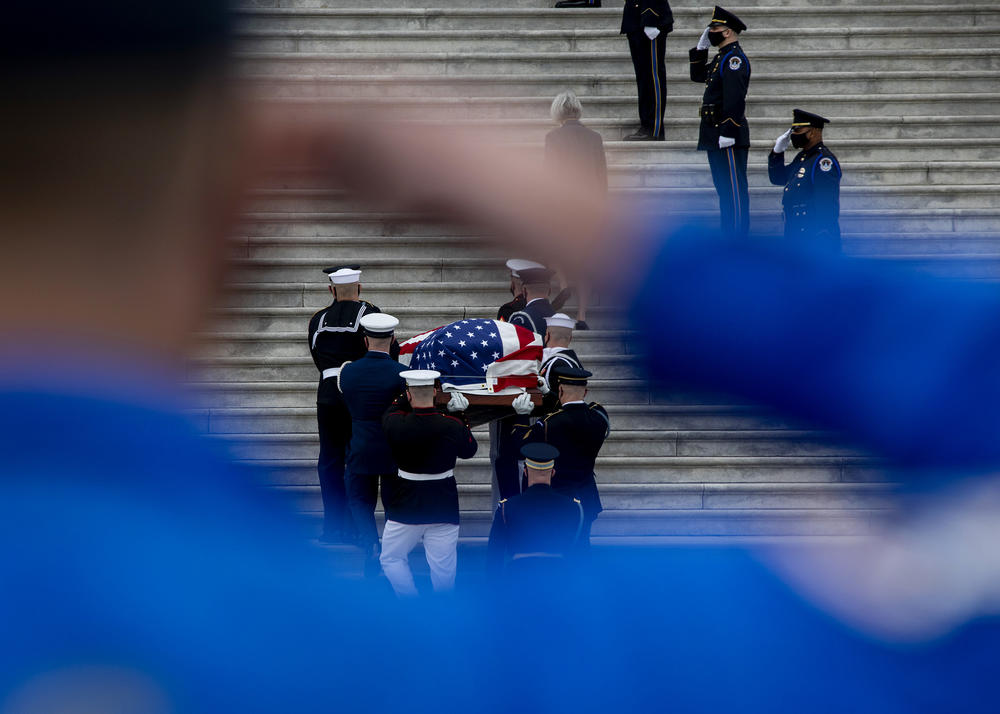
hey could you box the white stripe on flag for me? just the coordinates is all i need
[496,320,524,357]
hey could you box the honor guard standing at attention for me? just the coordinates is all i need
[337,312,407,577]
[381,370,477,596]
[538,312,585,415]
[308,265,382,544]
[508,267,556,335]
[487,443,584,580]
[690,6,751,236]
[621,0,674,141]
[512,368,609,548]
[768,109,843,251]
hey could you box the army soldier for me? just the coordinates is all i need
[769,109,842,250]
[621,0,674,141]
[307,266,382,544]
[690,6,751,236]
[381,370,477,596]
[338,312,407,577]
[486,443,584,580]
[538,312,584,415]
[508,267,556,335]
[511,368,609,548]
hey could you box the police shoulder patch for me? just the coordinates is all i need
[819,157,834,172]
[728,56,743,71]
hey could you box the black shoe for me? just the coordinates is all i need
[575,320,589,331]
[623,128,662,142]
[554,0,601,7]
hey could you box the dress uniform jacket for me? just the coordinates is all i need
[620,0,673,33]
[486,484,584,574]
[538,347,584,415]
[308,299,380,404]
[382,400,478,525]
[338,351,407,476]
[545,119,608,193]
[509,297,555,335]
[690,41,751,150]
[513,401,610,520]
[768,142,842,248]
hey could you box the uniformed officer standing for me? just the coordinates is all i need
[338,312,407,577]
[621,0,674,141]
[768,109,843,250]
[690,6,751,236]
[511,368,609,548]
[538,312,585,415]
[486,443,584,580]
[307,266,382,544]
[380,370,477,596]
[508,267,556,335]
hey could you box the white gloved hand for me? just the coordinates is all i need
[773,128,792,153]
[537,375,551,395]
[696,27,711,51]
[512,392,534,415]
[718,136,736,149]
[644,27,660,40]
[446,391,469,413]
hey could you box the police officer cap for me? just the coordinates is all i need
[327,267,361,285]
[521,442,560,470]
[360,313,398,338]
[505,259,547,277]
[555,367,592,387]
[709,6,747,33]
[791,109,831,129]
[400,369,440,387]
[545,313,576,330]
[518,267,555,285]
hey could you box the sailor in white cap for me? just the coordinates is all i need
[380,370,477,596]
[338,312,407,577]
[307,264,383,544]
[497,259,544,322]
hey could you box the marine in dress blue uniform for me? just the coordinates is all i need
[487,443,584,580]
[307,266,381,543]
[768,108,842,250]
[621,0,674,141]
[690,6,751,236]
[338,312,407,575]
[513,368,610,548]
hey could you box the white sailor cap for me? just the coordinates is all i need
[360,313,398,338]
[505,258,547,277]
[400,369,440,387]
[328,268,361,285]
[545,312,576,330]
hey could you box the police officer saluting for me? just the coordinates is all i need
[690,6,751,236]
[620,0,674,141]
[338,312,407,577]
[307,265,382,544]
[487,443,584,580]
[769,109,843,250]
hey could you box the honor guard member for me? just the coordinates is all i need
[768,109,843,251]
[511,368,609,548]
[538,312,585,415]
[497,259,539,322]
[380,370,477,596]
[338,312,407,577]
[690,6,751,236]
[486,443,584,580]
[621,0,674,141]
[308,265,382,543]
[508,266,556,335]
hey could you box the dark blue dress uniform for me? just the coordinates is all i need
[620,0,674,141]
[508,297,555,336]
[338,350,407,553]
[539,347,584,415]
[690,7,751,236]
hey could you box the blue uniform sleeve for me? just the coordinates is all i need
[767,151,791,186]
[811,155,842,242]
[630,227,1000,475]
[718,54,749,139]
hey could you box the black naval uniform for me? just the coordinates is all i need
[513,402,610,546]
[487,484,584,578]
[538,347,584,415]
[691,40,751,236]
[509,297,555,336]
[768,142,842,250]
[621,0,674,140]
[307,298,380,541]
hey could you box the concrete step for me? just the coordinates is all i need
[844,232,1000,256]
[237,0,986,12]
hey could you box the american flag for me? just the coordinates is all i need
[398,319,542,393]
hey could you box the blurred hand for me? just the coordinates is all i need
[773,129,792,153]
[644,27,660,40]
[512,392,534,415]
[718,136,736,149]
[696,27,711,50]
[537,375,550,395]
[446,391,469,413]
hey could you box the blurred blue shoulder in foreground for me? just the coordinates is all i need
[632,225,1000,477]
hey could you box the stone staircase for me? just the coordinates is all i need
[191,0,1000,541]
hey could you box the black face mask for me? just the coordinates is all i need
[709,29,726,46]
[790,131,811,149]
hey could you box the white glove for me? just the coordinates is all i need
[644,27,660,40]
[446,391,469,413]
[696,27,711,51]
[773,128,792,154]
[536,375,551,395]
[718,136,736,149]
[512,392,534,415]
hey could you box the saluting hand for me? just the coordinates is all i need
[696,27,711,51]
[773,128,792,154]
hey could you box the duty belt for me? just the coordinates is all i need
[398,469,454,481]
[322,367,341,380]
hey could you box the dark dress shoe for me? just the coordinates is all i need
[575,320,590,331]
[554,0,601,7]
[623,128,663,141]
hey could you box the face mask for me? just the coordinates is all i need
[790,131,810,149]
[709,29,726,46]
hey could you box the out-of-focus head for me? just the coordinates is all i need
[550,91,583,124]
[1,1,239,361]
[544,313,575,347]
[519,268,554,298]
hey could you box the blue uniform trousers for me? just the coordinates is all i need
[706,146,750,237]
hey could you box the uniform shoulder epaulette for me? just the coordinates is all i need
[589,402,607,412]
[498,498,508,505]
[542,409,564,422]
